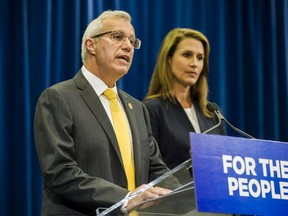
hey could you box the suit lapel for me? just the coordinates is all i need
[118,89,142,185]
[194,102,214,132]
[73,71,123,164]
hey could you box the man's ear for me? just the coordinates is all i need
[86,39,96,55]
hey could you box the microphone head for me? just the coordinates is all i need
[203,102,222,134]
[206,102,216,112]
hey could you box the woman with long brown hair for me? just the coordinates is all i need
[143,28,226,169]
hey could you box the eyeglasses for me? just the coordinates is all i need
[91,31,141,49]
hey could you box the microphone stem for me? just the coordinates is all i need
[202,121,221,134]
[223,118,255,139]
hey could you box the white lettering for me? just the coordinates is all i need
[249,179,261,197]
[238,178,249,196]
[223,155,233,174]
[281,161,288,179]
[271,181,281,199]
[233,156,245,175]
[227,178,288,200]
[270,160,281,178]
[223,155,256,176]
[245,157,257,176]
[227,177,238,195]
[260,180,270,198]
[259,158,269,177]
[280,182,288,200]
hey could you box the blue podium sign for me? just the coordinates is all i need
[190,133,288,216]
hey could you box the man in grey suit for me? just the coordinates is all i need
[34,10,171,216]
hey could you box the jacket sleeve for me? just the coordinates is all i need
[34,87,128,209]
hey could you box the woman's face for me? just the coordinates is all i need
[169,37,205,89]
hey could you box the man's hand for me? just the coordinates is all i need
[126,184,172,212]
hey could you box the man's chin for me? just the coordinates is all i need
[117,67,130,75]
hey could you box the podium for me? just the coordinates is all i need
[96,159,196,216]
[96,134,288,216]
[190,133,288,216]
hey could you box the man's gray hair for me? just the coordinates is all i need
[81,10,132,63]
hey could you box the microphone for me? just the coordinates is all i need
[207,102,255,139]
[202,103,222,134]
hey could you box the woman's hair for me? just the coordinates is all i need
[81,10,132,63]
[145,28,212,117]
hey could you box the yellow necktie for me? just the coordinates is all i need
[103,88,136,191]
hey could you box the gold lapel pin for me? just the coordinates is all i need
[128,103,133,109]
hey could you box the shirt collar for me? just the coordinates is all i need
[81,65,118,96]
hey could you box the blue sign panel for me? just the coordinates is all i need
[190,133,288,216]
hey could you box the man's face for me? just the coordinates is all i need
[92,18,136,85]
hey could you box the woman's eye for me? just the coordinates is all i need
[197,55,204,60]
[183,52,192,57]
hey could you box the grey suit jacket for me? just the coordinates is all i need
[34,70,169,216]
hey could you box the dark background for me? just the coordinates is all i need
[0,0,287,215]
